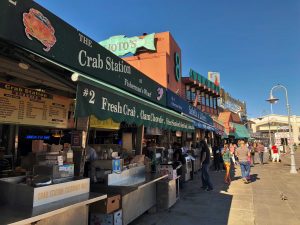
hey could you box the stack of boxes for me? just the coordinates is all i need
[90,194,122,225]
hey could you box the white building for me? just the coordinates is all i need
[250,114,300,146]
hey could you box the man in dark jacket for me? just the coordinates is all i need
[200,140,213,191]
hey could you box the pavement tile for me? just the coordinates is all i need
[130,152,300,225]
[230,199,253,210]
[227,209,254,225]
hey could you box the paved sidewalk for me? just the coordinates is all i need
[130,151,300,225]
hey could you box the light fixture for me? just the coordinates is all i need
[71,72,79,82]
[266,94,279,104]
[18,62,30,70]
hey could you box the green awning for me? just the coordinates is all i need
[229,123,250,139]
[74,74,194,132]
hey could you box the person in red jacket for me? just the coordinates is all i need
[272,145,280,162]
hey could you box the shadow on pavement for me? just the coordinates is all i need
[249,174,260,182]
[130,166,236,225]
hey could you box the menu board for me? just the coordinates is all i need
[0,82,72,128]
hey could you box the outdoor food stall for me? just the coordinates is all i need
[0,1,199,224]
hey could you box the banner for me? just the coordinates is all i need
[166,90,213,126]
[75,81,194,132]
[0,0,166,106]
[0,82,71,128]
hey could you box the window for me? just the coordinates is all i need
[186,90,191,101]
[191,92,196,101]
[206,94,209,106]
[201,93,205,106]
[210,96,213,108]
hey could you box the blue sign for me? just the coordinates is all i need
[112,159,121,173]
[166,90,213,126]
[25,135,50,140]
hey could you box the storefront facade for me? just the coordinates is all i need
[0,1,196,224]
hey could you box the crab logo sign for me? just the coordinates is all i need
[23,8,56,52]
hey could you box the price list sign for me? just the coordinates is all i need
[0,82,72,128]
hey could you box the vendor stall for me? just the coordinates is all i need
[0,1,195,224]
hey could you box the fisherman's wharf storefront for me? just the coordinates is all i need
[0,1,194,224]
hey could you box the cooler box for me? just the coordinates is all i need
[90,213,113,225]
[90,194,121,214]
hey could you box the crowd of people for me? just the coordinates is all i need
[199,139,283,191]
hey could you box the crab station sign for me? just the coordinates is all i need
[78,33,131,74]
[0,0,166,106]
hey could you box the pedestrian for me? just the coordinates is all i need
[256,142,264,165]
[249,142,255,166]
[222,143,232,184]
[236,140,251,184]
[229,143,236,166]
[200,140,213,191]
[213,143,221,171]
[272,145,280,163]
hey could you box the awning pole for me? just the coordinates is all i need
[79,117,90,177]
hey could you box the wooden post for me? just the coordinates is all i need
[136,125,144,155]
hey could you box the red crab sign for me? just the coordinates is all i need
[23,8,56,52]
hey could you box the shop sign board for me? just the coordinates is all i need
[33,178,90,207]
[219,88,246,113]
[99,33,156,56]
[89,116,120,130]
[75,82,194,132]
[166,90,213,126]
[189,69,220,94]
[208,71,220,86]
[0,0,166,106]
[0,82,71,128]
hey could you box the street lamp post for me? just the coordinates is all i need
[266,84,297,174]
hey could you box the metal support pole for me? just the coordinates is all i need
[268,116,272,148]
[269,85,297,174]
[286,97,297,173]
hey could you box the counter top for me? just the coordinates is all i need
[91,173,168,196]
[0,192,107,225]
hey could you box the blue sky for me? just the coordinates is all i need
[36,0,300,118]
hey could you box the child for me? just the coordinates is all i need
[272,145,280,162]
[222,144,232,184]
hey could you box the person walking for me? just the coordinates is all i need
[236,140,251,184]
[257,142,265,165]
[229,143,236,166]
[249,142,255,166]
[213,143,221,171]
[222,143,232,184]
[272,145,280,162]
[200,140,213,191]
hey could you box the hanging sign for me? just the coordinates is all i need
[0,0,166,106]
[75,81,194,132]
[166,90,214,126]
[99,33,156,56]
[0,82,71,128]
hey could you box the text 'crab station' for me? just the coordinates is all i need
[78,50,131,74]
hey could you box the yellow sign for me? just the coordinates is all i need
[89,115,120,130]
[0,82,72,128]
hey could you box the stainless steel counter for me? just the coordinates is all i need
[91,173,167,225]
[0,192,107,225]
